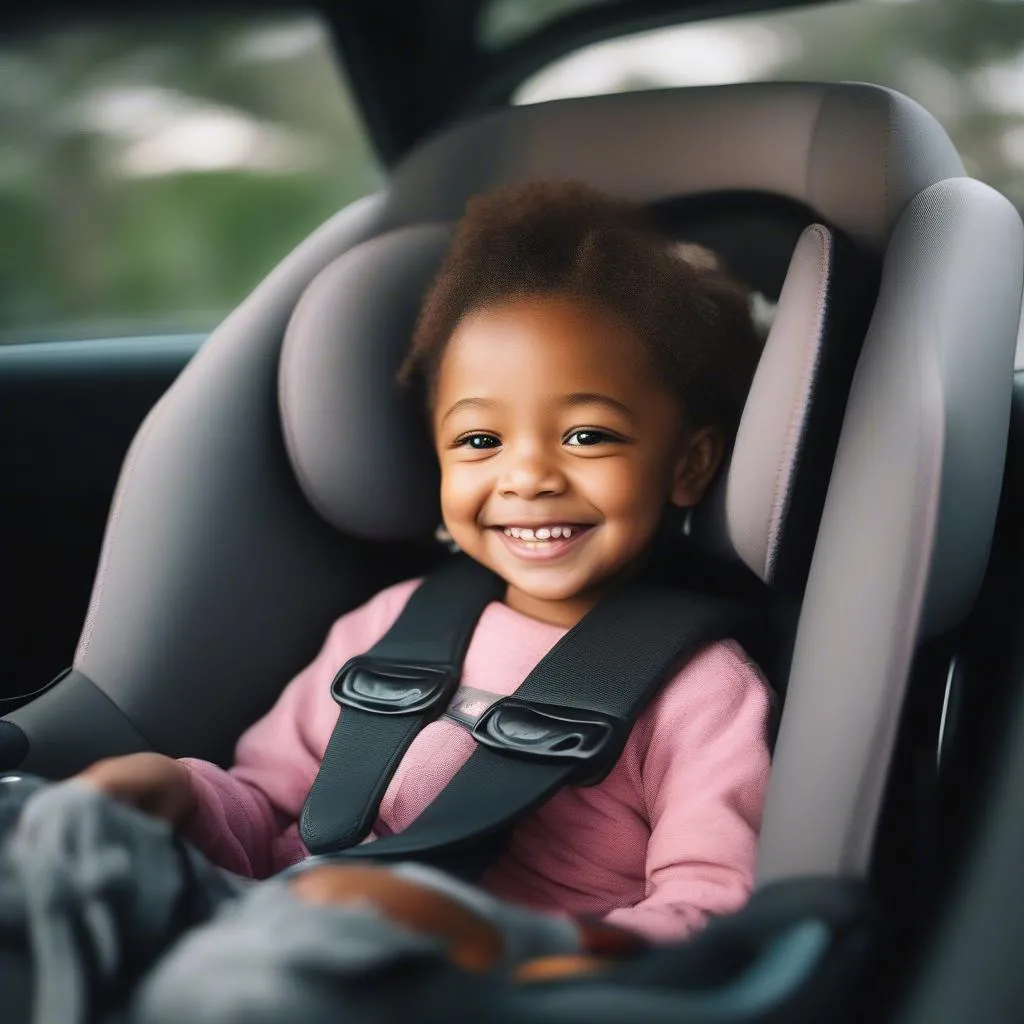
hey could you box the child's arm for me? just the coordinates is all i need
[602,641,775,943]
[176,580,422,878]
[175,640,332,879]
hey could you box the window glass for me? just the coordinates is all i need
[0,15,381,343]
[514,0,1024,365]
[515,0,1024,214]
[480,0,618,49]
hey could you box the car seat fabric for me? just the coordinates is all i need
[709,224,838,585]
[758,177,1023,881]
[380,84,962,252]
[690,222,877,597]
[278,224,449,540]
[3,82,1021,893]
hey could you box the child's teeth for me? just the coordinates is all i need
[502,525,577,541]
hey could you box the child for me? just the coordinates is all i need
[80,181,773,946]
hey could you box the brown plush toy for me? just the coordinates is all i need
[289,863,646,980]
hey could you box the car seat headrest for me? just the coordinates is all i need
[383,83,964,253]
[729,226,834,583]
[279,226,448,541]
[280,219,872,591]
[689,222,873,589]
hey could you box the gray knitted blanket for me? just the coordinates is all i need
[0,775,579,1024]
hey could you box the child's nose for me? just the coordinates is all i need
[498,449,566,499]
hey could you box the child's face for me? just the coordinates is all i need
[432,294,721,627]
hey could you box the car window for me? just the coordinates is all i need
[480,0,619,48]
[514,0,1024,363]
[0,14,381,344]
[515,0,1022,209]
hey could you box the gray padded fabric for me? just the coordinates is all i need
[57,194,416,768]
[757,178,1024,882]
[692,224,833,583]
[382,84,964,251]
[7,671,151,779]
[279,227,449,539]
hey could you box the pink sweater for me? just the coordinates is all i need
[179,578,774,942]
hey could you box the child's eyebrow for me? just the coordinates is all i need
[561,393,636,422]
[439,392,635,424]
[440,396,498,424]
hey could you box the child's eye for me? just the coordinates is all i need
[455,433,501,450]
[564,429,617,447]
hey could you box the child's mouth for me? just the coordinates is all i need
[492,524,593,561]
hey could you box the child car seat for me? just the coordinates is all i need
[1,82,1021,903]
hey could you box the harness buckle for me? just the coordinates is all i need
[332,657,458,716]
[471,698,623,784]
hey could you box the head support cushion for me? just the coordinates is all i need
[689,222,873,589]
[279,226,450,540]
[383,84,963,253]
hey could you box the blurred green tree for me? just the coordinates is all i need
[1,2,1021,340]
[760,0,1024,207]
[0,17,380,339]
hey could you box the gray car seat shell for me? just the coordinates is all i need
[3,83,1021,893]
[381,84,961,251]
[758,177,1023,882]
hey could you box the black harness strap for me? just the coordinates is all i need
[328,583,753,872]
[299,557,504,855]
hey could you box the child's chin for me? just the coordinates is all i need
[508,573,591,604]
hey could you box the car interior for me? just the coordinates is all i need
[3,1,1024,1021]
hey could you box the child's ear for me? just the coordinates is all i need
[670,427,725,508]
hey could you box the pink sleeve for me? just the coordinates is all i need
[603,642,775,943]
[176,579,422,879]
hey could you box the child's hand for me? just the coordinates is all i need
[76,752,197,826]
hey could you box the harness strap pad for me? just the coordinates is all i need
[299,557,503,855]
[335,584,753,873]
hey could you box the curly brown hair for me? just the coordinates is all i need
[398,181,762,444]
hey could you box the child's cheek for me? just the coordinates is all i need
[439,464,486,529]
[584,460,645,515]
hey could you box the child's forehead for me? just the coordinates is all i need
[434,301,677,424]
[442,294,653,376]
